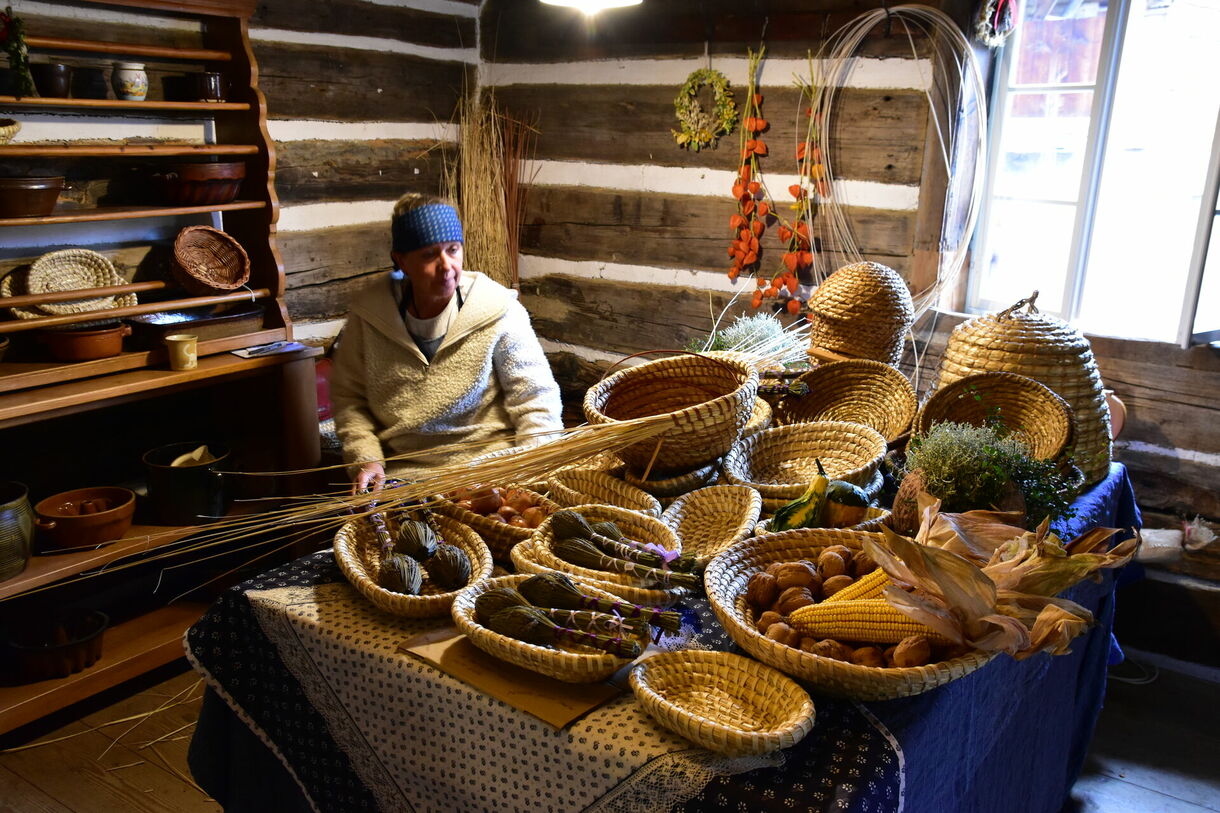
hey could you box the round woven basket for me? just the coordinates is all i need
[3,249,137,319]
[333,512,493,618]
[583,354,759,476]
[660,485,762,566]
[630,650,816,755]
[172,226,251,296]
[705,528,997,700]
[914,371,1075,461]
[777,360,916,442]
[622,460,720,499]
[807,262,914,366]
[512,504,687,607]
[452,574,641,683]
[546,469,662,518]
[432,487,559,562]
[936,294,1111,484]
[723,421,887,501]
[0,119,19,144]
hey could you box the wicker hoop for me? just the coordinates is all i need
[432,487,559,562]
[723,421,887,500]
[660,485,762,566]
[583,353,759,476]
[334,512,493,618]
[3,249,137,319]
[705,528,997,699]
[452,574,640,683]
[914,371,1075,461]
[806,262,914,366]
[777,360,916,442]
[172,226,251,296]
[546,469,662,518]
[630,650,816,755]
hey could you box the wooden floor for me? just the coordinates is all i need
[0,658,1215,812]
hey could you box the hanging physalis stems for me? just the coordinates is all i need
[727,48,774,306]
[773,79,826,318]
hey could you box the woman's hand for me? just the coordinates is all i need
[354,462,386,495]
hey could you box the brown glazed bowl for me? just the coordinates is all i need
[34,486,136,550]
[0,176,65,218]
[39,323,131,362]
[5,608,109,682]
[156,162,245,206]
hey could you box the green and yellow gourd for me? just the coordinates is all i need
[771,459,830,532]
[822,477,870,528]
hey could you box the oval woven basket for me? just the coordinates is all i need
[452,574,640,683]
[660,485,762,566]
[546,469,662,518]
[723,421,887,501]
[754,505,892,536]
[622,459,720,499]
[432,487,559,562]
[806,262,914,366]
[936,295,1111,484]
[172,225,251,296]
[334,512,494,618]
[705,528,997,700]
[914,371,1075,461]
[777,360,916,443]
[3,249,138,319]
[630,650,816,756]
[583,354,759,476]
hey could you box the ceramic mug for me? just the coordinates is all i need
[165,333,198,370]
[195,72,225,102]
[112,62,148,101]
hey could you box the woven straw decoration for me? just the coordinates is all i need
[630,650,816,755]
[807,262,914,366]
[452,574,641,683]
[935,294,1111,484]
[432,487,559,562]
[704,527,997,700]
[0,119,19,144]
[173,225,251,296]
[723,421,887,501]
[622,459,721,499]
[2,249,137,319]
[660,484,762,566]
[742,395,772,439]
[777,360,916,442]
[333,512,494,618]
[583,354,759,476]
[546,469,662,518]
[914,371,1075,461]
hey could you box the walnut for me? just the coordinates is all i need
[893,635,933,668]
[851,646,887,668]
[822,574,855,597]
[764,622,802,649]
[774,561,819,591]
[809,639,853,661]
[755,610,784,634]
[852,550,878,579]
[817,550,848,579]
[746,571,780,609]
[774,586,816,615]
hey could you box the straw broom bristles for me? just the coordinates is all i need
[446,86,512,287]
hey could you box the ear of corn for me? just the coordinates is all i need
[788,598,951,644]
[823,568,892,602]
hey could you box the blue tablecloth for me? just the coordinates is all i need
[187,464,1139,813]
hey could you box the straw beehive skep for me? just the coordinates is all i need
[807,262,914,366]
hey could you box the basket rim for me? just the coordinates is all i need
[547,469,662,517]
[723,420,887,496]
[583,353,757,426]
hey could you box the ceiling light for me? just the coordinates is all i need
[540,0,643,15]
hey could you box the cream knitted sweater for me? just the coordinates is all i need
[330,271,563,478]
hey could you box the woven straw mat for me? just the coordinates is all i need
[3,249,137,319]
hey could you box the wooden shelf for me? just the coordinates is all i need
[0,144,259,158]
[0,200,265,227]
[0,602,208,735]
[0,96,249,112]
[25,35,232,63]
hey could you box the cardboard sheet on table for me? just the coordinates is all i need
[398,626,625,730]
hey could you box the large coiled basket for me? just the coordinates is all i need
[722,421,887,501]
[777,359,916,442]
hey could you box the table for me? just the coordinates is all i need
[186,464,1139,813]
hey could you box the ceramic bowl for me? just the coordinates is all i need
[33,486,136,550]
[39,323,131,362]
[0,176,64,218]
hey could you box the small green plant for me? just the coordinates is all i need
[905,422,1075,529]
[0,6,33,97]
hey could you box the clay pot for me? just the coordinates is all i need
[30,63,71,98]
[155,161,246,206]
[39,323,131,362]
[70,66,109,100]
[111,62,147,101]
[33,486,136,550]
[0,176,64,218]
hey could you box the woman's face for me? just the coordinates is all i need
[393,241,463,300]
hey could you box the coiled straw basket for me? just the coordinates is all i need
[432,487,559,562]
[660,484,761,567]
[777,359,916,442]
[546,469,661,518]
[722,421,887,501]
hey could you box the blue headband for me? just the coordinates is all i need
[392,203,464,254]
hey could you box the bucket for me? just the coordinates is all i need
[0,481,33,581]
[142,441,231,525]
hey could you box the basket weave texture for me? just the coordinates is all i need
[777,360,916,442]
[622,459,720,499]
[547,469,661,518]
[807,262,914,366]
[0,119,19,144]
[2,249,137,319]
[583,354,759,476]
[172,226,251,296]
[630,650,816,755]
[936,298,1111,484]
[723,421,887,501]
[432,487,559,562]
[334,512,493,618]
[511,504,687,607]
[914,371,1075,461]
[452,574,638,683]
[742,396,772,439]
[705,528,997,699]
[660,485,761,566]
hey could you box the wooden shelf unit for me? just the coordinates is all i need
[0,144,260,157]
[0,96,249,112]
[0,200,265,227]
[24,34,233,62]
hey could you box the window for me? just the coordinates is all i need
[969,0,1220,346]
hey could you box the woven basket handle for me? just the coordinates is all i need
[596,348,743,382]
[998,290,1039,318]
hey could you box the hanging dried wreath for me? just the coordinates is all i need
[672,68,737,152]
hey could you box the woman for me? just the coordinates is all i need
[330,194,563,493]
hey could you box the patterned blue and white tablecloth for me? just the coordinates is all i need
[187,464,1139,813]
